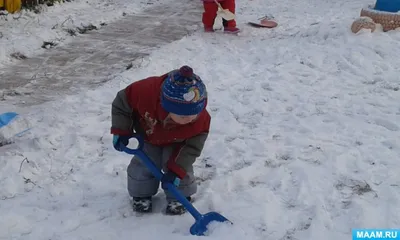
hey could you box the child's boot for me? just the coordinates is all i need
[222,19,240,34]
[165,196,192,215]
[204,26,214,32]
[132,196,152,213]
[224,26,241,34]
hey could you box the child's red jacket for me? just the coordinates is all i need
[110,72,210,179]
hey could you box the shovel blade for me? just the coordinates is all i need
[190,211,232,236]
[0,112,31,144]
[0,112,18,128]
[218,9,235,21]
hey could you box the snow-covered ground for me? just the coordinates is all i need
[0,0,165,68]
[2,0,400,239]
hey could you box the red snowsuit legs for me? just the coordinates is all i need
[202,0,236,30]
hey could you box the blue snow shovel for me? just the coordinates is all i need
[0,112,19,129]
[0,112,31,143]
[120,135,232,236]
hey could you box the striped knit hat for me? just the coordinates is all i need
[161,66,207,116]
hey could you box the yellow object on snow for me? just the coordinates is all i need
[4,0,22,13]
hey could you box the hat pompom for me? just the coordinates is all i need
[179,65,193,78]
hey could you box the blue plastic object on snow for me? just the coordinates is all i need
[0,112,31,142]
[0,112,18,129]
[121,135,232,236]
[375,0,400,12]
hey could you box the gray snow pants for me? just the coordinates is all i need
[127,142,197,200]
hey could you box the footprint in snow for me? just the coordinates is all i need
[381,140,397,150]
[373,118,399,131]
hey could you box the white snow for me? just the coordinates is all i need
[1,0,400,239]
[0,0,165,68]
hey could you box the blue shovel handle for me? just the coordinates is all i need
[120,135,232,236]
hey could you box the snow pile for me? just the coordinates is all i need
[0,0,166,68]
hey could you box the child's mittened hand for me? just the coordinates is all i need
[112,135,130,151]
[161,172,181,187]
